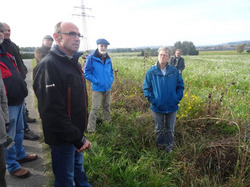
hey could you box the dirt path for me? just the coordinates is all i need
[6,59,46,187]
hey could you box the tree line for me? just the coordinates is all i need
[140,41,199,56]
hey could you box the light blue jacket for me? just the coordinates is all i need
[143,63,184,113]
[84,50,114,92]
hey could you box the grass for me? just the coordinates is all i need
[84,51,249,187]
[38,51,249,186]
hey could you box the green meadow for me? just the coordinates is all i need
[42,51,249,186]
[84,51,249,187]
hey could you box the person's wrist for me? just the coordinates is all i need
[81,136,86,145]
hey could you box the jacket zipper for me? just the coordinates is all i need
[71,61,88,129]
[67,86,71,118]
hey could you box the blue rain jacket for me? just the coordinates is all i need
[143,64,184,113]
[84,50,114,92]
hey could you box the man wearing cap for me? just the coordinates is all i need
[84,38,114,133]
[34,35,54,64]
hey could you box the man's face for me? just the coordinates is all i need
[175,50,181,57]
[54,22,81,56]
[0,27,4,44]
[43,39,53,48]
[158,50,170,67]
[97,44,108,55]
[3,23,10,39]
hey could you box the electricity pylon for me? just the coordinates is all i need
[72,0,94,54]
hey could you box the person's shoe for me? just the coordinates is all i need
[26,116,37,123]
[9,168,30,178]
[165,148,173,153]
[24,129,40,141]
[156,144,166,150]
[17,154,38,164]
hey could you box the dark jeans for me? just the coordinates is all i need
[152,111,177,151]
[50,143,91,187]
[0,144,7,187]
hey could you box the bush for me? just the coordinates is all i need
[21,53,34,59]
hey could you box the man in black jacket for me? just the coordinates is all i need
[33,21,91,187]
[170,49,185,74]
[2,23,39,141]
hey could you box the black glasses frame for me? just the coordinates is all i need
[59,32,83,38]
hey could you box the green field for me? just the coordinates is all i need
[84,51,249,187]
[43,51,249,186]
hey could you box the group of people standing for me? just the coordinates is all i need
[0,22,40,186]
[0,20,185,186]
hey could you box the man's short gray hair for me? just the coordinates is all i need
[54,22,62,33]
[158,46,171,57]
[0,22,5,32]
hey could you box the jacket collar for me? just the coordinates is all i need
[3,39,11,44]
[93,48,110,59]
[0,45,7,55]
[153,62,176,76]
[156,61,168,70]
[51,45,83,62]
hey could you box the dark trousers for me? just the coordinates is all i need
[0,144,7,187]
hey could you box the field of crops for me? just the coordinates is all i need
[83,51,249,187]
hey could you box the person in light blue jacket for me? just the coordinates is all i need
[143,46,184,153]
[84,38,114,132]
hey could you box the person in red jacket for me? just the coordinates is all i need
[0,22,37,179]
[1,22,39,141]
[0,26,9,186]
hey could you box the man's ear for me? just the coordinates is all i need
[53,33,61,42]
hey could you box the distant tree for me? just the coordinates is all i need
[173,41,199,55]
[236,44,245,53]
[246,49,250,53]
[21,53,34,59]
[141,48,158,57]
[174,41,182,54]
[20,47,36,52]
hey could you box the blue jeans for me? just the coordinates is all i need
[4,104,27,172]
[23,103,29,131]
[152,111,177,151]
[50,143,91,187]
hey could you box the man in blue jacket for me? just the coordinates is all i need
[143,46,184,153]
[84,38,114,133]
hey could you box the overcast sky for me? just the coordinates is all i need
[1,0,249,50]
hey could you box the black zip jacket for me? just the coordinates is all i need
[33,46,88,149]
[0,46,28,105]
[2,39,28,80]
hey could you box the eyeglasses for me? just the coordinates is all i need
[159,54,169,58]
[59,32,83,39]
